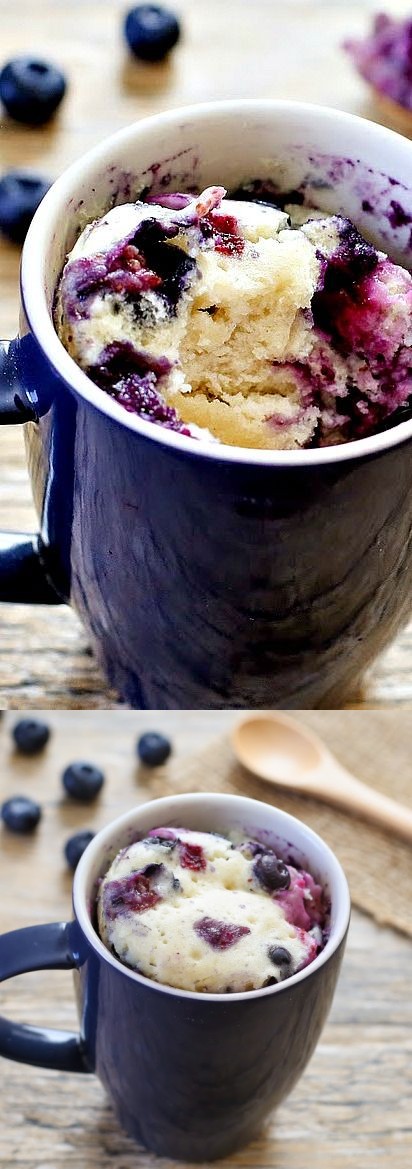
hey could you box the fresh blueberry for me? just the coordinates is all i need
[124,5,181,62]
[137,732,172,766]
[1,795,42,833]
[253,852,291,892]
[62,762,105,801]
[0,57,66,125]
[0,172,51,244]
[268,945,292,966]
[64,830,95,870]
[12,717,51,754]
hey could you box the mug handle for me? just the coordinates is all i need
[0,921,90,1072]
[0,339,61,604]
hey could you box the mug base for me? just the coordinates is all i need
[115,1101,263,1162]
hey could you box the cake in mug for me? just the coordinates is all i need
[55,183,412,450]
[97,826,329,993]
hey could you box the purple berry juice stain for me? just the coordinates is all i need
[194,917,251,949]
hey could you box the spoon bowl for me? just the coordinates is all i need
[233,713,323,783]
[232,713,412,843]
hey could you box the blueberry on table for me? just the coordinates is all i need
[64,830,95,870]
[62,762,105,801]
[12,717,51,754]
[137,732,172,766]
[0,172,51,244]
[0,57,66,125]
[1,796,42,833]
[124,5,181,62]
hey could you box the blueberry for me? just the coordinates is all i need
[141,862,164,878]
[12,718,50,754]
[268,945,292,966]
[1,795,42,833]
[64,830,95,871]
[137,732,172,767]
[253,853,291,892]
[0,172,51,244]
[62,762,105,801]
[0,57,66,125]
[124,5,181,62]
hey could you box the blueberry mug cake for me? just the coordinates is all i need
[97,826,329,993]
[55,182,412,450]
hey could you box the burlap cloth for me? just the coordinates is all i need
[150,712,412,937]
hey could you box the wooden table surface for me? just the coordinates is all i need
[2,0,412,709]
[1,709,411,1169]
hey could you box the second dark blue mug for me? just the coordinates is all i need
[0,793,350,1160]
[2,100,412,708]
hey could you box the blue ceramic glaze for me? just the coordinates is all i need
[80,937,345,1160]
[0,921,87,1072]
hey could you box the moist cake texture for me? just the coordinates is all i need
[97,826,328,993]
[55,183,412,449]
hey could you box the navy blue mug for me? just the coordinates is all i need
[2,100,412,708]
[0,793,350,1160]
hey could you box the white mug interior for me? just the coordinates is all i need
[21,98,412,465]
[73,791,351,1002]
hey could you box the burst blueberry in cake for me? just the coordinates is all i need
[97,827,329,993]
[55,183,412,449]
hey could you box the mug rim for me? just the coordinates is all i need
[21,97,412,468]
[73,790,351,1003]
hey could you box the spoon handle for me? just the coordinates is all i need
[313,760,412,844]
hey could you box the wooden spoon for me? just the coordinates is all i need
[232,713,412,843]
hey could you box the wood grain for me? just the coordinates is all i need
[2,0,412,709]
[0,710,411,1167]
